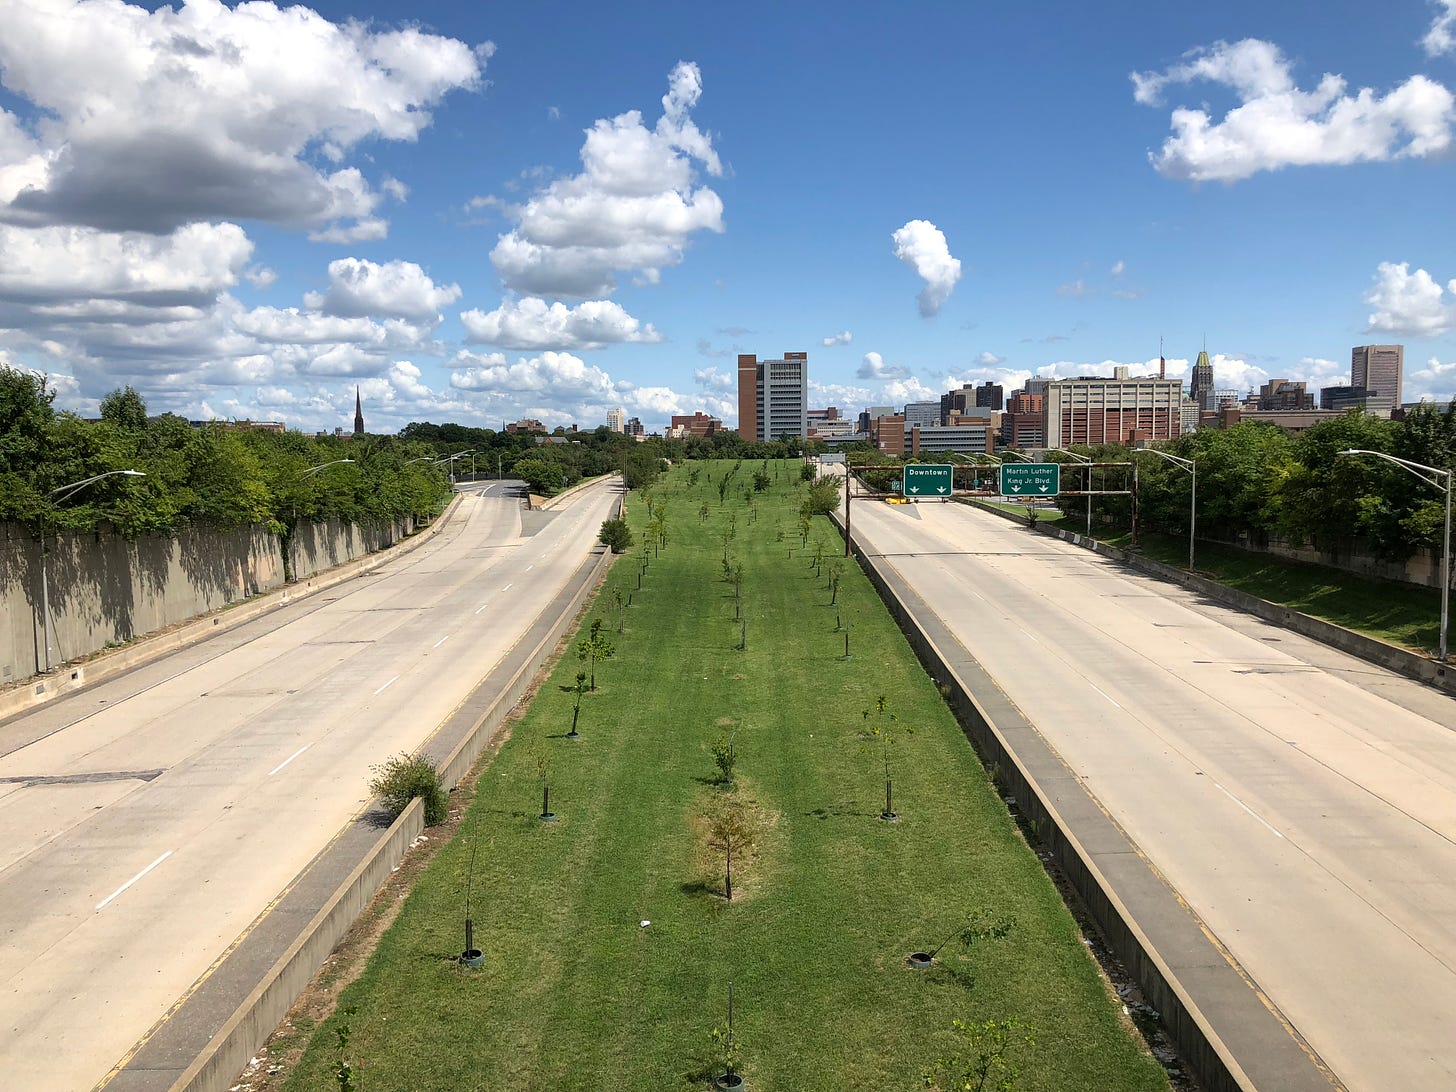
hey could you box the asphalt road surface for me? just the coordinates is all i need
[849,496,1456,1092]
[0,480,619,1092]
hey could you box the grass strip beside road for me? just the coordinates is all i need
[281,460,1167,1091]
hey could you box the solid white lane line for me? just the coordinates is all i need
[433,635,451,649]
[1088,683,1122,709]
[373,675,400,697]
[1213,781,1286,840]
[96,851,173,911]
[269,744,310,777]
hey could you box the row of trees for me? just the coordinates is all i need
[0,369,453,536]
[1059,407,1455,559]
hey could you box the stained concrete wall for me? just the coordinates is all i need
[1,516,413,686]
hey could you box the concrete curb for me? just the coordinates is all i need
[106,486,621,1092]
[433,544,614,791]
[536,472,619,511]
[0,495,466,724]
[964,498,1456,697]
[830,507,1338,1092]
[151,799,424,1092]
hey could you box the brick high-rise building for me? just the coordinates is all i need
[1350,345,1403,417]
[975,381,1003,410]
[737,352,808,441]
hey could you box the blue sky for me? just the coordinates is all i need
[1,0,1454,433]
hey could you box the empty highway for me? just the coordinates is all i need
[850,496,1456,1092]
[0,479,618,1091]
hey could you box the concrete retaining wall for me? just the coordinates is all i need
[172,798,425,1092]
[0,516,414,688]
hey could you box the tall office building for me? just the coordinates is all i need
[1044,375,1183,447]
[736,352,808,441]
[606,407,625,433]
[1189,350,1215,411]
[975,381,1004,410]
[1350,345,1403,417]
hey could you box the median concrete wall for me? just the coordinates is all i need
[168,797,426,1092]
[0,516,414,688]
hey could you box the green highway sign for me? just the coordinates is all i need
[902,463,953,498]
[999,463,1060,497]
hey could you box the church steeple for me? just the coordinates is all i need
[353,386,364,436]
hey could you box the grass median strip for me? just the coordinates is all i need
[280,459,1168,1091]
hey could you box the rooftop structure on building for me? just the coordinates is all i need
[737,352,808,441]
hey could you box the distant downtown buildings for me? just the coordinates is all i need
[615,341,1408,448]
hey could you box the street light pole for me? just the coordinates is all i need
[40,470,146,673]
[292,459,355,582]
[1049,448,1093,536]
[1338,449,1451,661]
[1136,448,1196,571]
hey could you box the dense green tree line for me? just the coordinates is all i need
[1049,406,1456,559]
[0,367,823,540]
[1,369,453,537]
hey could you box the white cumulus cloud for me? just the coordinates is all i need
[892,219,961,317]
[855,351,912,381]
[460,297,663,351]
[1364,261,1456,338]
[304,258,461,321]
[0,0,487,238]
[1132,39,1454,182]
[490,61,724,298]
[1426,1,1456,55]
[822,330,853,346]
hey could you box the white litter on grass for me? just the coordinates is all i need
[640,920,650,928]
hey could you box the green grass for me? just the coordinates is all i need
[1106,530,1443,653]
[282,461,1167,1092]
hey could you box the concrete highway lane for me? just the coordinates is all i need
[0,480,620,1092]
[849,497,1456,1092]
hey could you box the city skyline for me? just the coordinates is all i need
[2,0,1456,434]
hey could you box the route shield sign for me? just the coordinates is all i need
[902,463,953,498]
[999,463,1060,497]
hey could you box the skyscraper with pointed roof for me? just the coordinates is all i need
[353,386,365,436]
[1189,350,1214,412]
